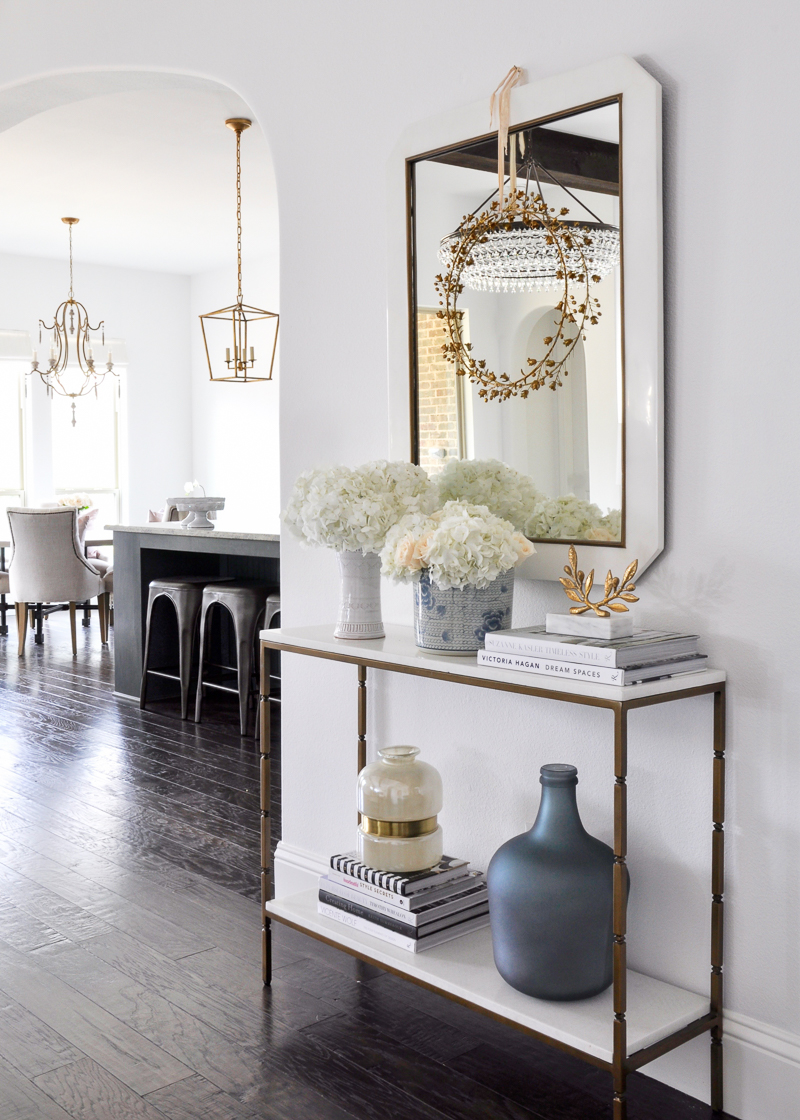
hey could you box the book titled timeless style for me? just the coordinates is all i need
[317,899,491,952]
[318,886,489,936]
[319,874,488,927]
[329,853,469,896]
[482,625,700,667]
[478,649,708,685]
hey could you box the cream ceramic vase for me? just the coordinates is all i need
[357,746,443,872]
[334,550,385,640]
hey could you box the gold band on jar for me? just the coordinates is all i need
[359,814,438,838]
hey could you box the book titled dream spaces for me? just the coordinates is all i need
[329,853,469,896]
[478,649,708,686]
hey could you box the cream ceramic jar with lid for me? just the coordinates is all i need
[357,745,443,872]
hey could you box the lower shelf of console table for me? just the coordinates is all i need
[266,887,711,1066]
[259,623,727,1119]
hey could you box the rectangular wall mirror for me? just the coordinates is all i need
[409,99,622,544]
[389,58,663,580]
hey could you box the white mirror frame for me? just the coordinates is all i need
[387,55,662,581]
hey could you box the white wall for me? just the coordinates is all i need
[189,254,280,532]
[0,4,798,1117]
[0,251,193,521]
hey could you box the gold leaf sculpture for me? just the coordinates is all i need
[559,546,638,617]
[434,191,603,401]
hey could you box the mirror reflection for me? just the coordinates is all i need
[409,99,623,542]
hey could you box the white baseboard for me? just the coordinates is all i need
[725,1009,800,1068]
[273,840,800,1120]
[274,840,328,897]
[647,1011,800,1120]
[113,690,139,703]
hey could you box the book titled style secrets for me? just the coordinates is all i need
[326,866,483,911]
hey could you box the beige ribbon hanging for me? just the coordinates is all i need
[490,66,522,207]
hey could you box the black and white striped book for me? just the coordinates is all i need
[329,853,469,896]
[319,874,488,928]
[326,866,484,911]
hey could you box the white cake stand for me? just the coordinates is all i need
[170,496,226,530]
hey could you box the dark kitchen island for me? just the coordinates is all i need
[107,523,279,699]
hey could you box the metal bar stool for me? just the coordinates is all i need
[256,591,281,742]
[265,590,281,701]
[194,581,276,736]
[140,577,223,719]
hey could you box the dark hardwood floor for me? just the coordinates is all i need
[0,612,737,1119]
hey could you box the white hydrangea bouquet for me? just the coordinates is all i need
[283,460,438,640]
[381,501,534,652]
[283,460,437,554]
[434,457,621,543]
[382,501,534,589]
[524,495,621,541]
[434,458,541,532]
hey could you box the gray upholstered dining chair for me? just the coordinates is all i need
[7,508,112,657]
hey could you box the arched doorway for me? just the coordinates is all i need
[0,70,279,528]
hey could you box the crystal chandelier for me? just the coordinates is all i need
[438,153,620,294]
[30,217,115,424]
[439,218,619,293]
[199,119,279,383]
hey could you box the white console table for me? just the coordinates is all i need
[259,623,727,1119]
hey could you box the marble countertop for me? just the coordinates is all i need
[106,524,280,543]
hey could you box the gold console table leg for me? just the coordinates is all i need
[711,684,726,1112]
[357,664,367,775]
[260,641,273,986]
[612,704,628,1120]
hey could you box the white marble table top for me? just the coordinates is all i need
[261,623,725,704]
[106,524,279,543]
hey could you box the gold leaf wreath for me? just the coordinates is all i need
[559,545,638,617]
[433,191,604,402]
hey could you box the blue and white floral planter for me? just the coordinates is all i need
[413,571,515,654]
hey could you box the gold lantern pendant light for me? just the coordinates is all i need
[200,118,279,383]
[30,217,115,425]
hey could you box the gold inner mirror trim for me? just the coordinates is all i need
[405,94,626,549]
[359,815,438,838]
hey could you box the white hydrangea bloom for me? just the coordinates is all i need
[524,494,622,541]
[282,460,437,553]
[381,500,535,589]
[380,511,443,583]
[434,459,542,531]
[582,508,621,541]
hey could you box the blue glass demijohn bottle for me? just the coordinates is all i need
[487,763,625,1001]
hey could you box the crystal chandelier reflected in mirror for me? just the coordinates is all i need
[200,118,279,383]
[30,217,116,425]
[438,144,620,294]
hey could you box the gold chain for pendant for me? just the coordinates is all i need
[69,222,74,299]
[236,128,243,305]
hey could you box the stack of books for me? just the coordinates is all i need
[478,625,707,686]
[318,853,489,952]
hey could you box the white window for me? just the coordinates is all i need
[0,331,30,531]
[50,343,126,529]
